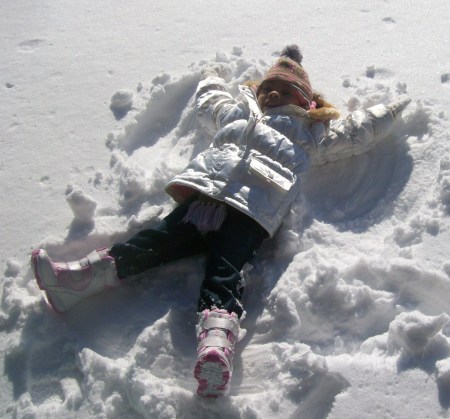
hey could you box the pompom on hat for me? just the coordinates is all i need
[257,44,313,109]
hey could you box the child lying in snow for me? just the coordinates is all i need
[31,45,411,398]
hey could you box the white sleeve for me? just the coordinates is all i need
[312,99,409,165]
[196,77,250,135]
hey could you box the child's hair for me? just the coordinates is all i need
[309,92,341,120]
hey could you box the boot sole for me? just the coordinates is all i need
[31,249,63,313]
[194,349,231,398]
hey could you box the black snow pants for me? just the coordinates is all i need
[109,197,268,317]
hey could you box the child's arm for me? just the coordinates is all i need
[196,69,250,136]
[311,96,411,165]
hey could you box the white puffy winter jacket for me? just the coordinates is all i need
[165,76,409,237]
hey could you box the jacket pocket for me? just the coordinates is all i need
[247,156,295,193]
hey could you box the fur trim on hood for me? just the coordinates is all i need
[308,93,340,121]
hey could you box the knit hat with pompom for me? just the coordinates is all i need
[257,45,313,108]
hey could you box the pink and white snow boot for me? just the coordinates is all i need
[31,248,120,313]
[194,308,241,398]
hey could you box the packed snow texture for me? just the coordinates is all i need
[1,0,450,418]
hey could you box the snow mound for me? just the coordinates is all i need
[110,90,134,120]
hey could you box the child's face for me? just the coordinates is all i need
[257,80,306,112]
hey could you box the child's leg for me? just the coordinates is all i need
[32,198,206,312]
[194,208,268,397]
[200,207,268,317]
[110,198,207,278]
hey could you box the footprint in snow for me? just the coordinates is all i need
[17,39,46,52]
[441,73,450,84]
[366,65,395,79]
[382,17,396,24]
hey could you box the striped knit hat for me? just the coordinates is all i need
[257,45,313,108]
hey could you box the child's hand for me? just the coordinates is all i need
[386,95,411,118]
[201,66,220,79]
[201,63,232,81]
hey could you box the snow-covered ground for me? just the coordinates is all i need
[1,1,450,417]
